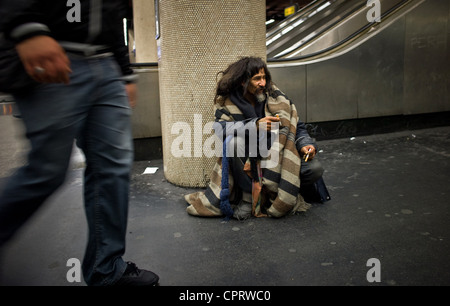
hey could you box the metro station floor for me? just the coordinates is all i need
[0,114,449,286]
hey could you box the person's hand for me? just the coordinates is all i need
[301,145,316,161]
[16,35,72,84]
[257,116,280,131]
[125,83,137,108]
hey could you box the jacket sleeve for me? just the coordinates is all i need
[0,0,51,43]
[295,119,318,152]
[113,42,137,82]
[111,0,137,83]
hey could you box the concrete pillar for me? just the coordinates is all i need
[158,0,266,187]
[132,0,158,62]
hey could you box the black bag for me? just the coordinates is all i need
[0,35,38,94]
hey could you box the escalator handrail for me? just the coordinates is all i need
[270,0,368,58]
[268,0,411,63]
[266,0,330,39]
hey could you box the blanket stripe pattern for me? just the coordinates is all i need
[185,85,310,218]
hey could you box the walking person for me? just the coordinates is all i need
[0,0,159,286]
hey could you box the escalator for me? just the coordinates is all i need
[266,0,426,62]
[265,0,449,127]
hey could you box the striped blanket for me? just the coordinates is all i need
[185,85,310,218]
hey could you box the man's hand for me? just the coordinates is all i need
[16,35,72,84]
[301,145,316,161]
[257,116,280,131]
[125,83,137,108]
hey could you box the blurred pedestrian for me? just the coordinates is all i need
[0,0,159,286]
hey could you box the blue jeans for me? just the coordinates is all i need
[0,55,133,285]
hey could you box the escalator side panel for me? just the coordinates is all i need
[267,0,450,123]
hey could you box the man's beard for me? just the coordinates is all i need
[255,92,266,104]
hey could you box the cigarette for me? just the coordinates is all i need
[276,114,279,119]
[304,148,311,162]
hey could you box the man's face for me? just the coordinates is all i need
[247,68,266,103]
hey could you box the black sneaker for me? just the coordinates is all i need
[113,262,159,286]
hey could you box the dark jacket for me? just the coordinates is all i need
[0,0,134,80]
[214,89,318,156]
[213,89,331,204]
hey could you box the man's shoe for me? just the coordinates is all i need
[114,262,159,286]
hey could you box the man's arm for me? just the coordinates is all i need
[213,118,259,141]
[1,1,71,84]
[110,1,138,107]
[295,119,318,160]
[1,0,50,43]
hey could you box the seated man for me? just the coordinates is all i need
[185,56,330,220]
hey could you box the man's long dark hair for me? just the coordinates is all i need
[214,56,273,105]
